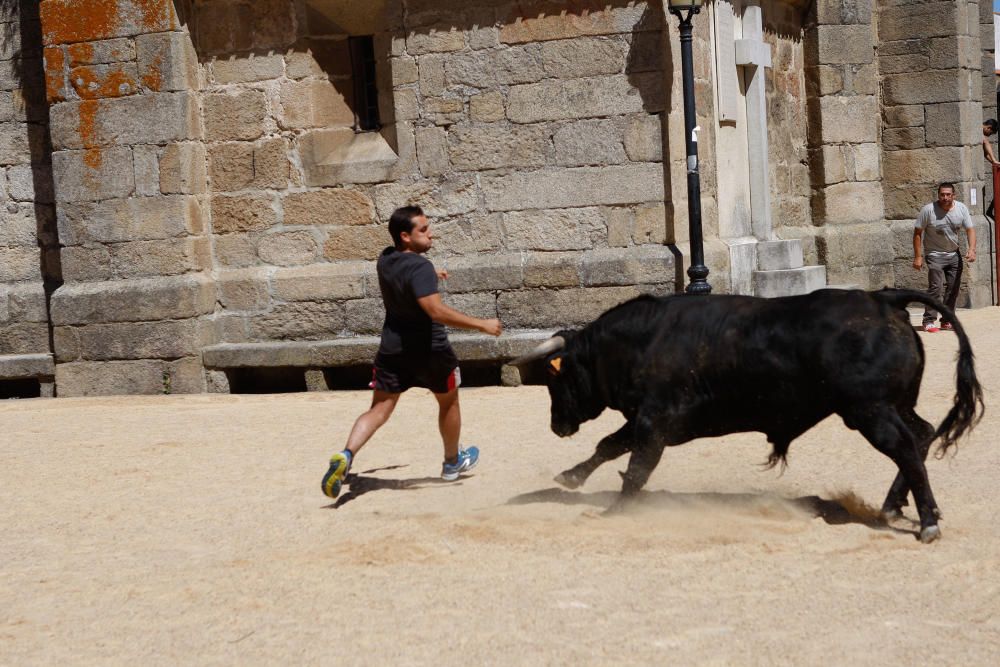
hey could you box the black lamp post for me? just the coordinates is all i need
[667,0,711,294]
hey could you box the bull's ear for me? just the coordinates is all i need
[548,357,562,374]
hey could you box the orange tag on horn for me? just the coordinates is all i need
[548,357,562,373]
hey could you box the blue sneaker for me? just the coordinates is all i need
[441,446,479,481]
[322,451,351,499]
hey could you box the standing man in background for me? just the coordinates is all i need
[913,182,976,333]
[982,119,998,221]
[321,205,503,499]
[982,119,998,166]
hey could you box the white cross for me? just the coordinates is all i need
[736,2,773,240]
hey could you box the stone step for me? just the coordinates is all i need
[0,353,56,397]
[757,239,804,271]
[202,331,557,369]
[202,331,559,390]
[0,353,55,380]
[753,265,827,298]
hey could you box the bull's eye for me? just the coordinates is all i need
[548,357,562,374]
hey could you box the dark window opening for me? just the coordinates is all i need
[322,365,377,390]
[225,367,308,394]
[0,379,42,399]
[321,362,505,390]
[511,363,551,387]
[349,35,381,132]
[454,361,502,387]
[221,361,535,394]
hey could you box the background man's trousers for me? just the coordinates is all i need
[923,251,962,325]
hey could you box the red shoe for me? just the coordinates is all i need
[923,323,940,333]
[941,322,953,331]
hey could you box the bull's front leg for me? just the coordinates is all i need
[554,422,633,490]
[605,431,666,515]
[618,443,665,496]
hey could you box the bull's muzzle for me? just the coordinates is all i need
[552,421,579,438]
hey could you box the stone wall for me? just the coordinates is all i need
[0,1,56,380]
[7,0,995,396]
[24,0,690,395]
[763,0,812,258]
[877,0,989,305]
[804,1,891,288]
[41,0,213,395]
[979,0,997,283]
[190,0,685,355]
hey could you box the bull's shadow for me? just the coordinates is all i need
[507,487,919,539]
[322,464,459,508]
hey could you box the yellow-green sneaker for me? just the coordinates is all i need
[322,451,351,498]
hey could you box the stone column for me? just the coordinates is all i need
[804,1,888,288]
[40,0,213,395]
[979,0,997,297]
[878,0,988,305]
[981,1,997,147]
[0,1,57,392]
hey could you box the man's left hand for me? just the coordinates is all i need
[966,249,977,263]
[436,268,449,280]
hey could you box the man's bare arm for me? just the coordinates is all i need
[983,136,998,164]
[417,293,502,336]
[966,226,977,262]
[912,228,924,270]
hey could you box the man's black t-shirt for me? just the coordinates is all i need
[376,246,451,355]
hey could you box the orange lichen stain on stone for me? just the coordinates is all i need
[70,65,138,99]
[83,147,104,171]
[41,0,119,46]
[79,99,103,170]
[66,41,96,67]
[43,46,67,103]
[141,54,163,91]
[135,0,180,32]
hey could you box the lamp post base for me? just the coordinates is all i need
[685,265,712,294]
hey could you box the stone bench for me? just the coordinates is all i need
[0,354,56,397]
[201,330,556,391]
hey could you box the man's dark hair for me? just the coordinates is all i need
[388,206,424,247]
[985,119,998,133]
[938,182,956,193]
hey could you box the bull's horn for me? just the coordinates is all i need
[509,336,566,366]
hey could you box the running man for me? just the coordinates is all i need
[322,206,503,498]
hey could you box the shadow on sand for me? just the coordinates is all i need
[322,468,920,540]
[507,487,921,540]
[322,464,460,508]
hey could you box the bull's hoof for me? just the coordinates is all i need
[554,471,584,490]
[881,507,903,523]
[920,525,942,543]
[602,500,627,516]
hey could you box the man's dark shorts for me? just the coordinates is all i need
[370,350,461,394]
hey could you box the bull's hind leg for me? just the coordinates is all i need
[880,410,938,520]
[853,407,941,543]
[555,422,633,490]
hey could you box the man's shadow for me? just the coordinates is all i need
[322,465,457,508]
[507,487,920,539]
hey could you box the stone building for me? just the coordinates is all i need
[0,0,996,396]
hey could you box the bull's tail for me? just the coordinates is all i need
[873,288,984,452]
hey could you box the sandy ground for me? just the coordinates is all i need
[3,307,1000,665]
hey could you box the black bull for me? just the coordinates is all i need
[512,288,984,543]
